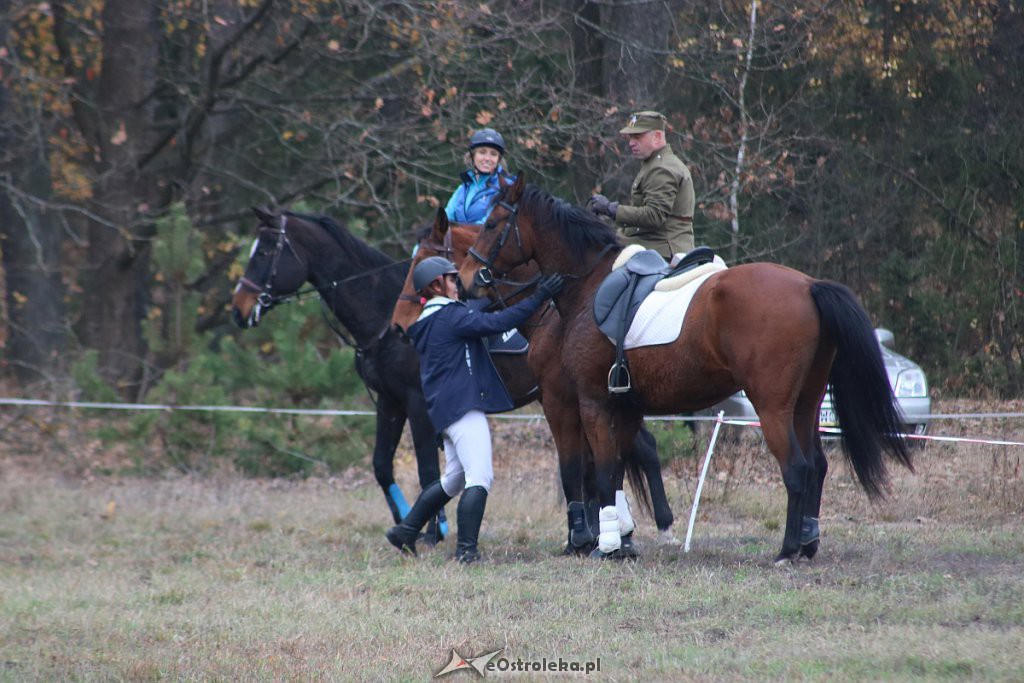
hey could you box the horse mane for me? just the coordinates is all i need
[284,210,396,271]
[508,184,622,260]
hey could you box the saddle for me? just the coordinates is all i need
[593,246,716,393]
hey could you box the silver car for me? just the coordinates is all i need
[701,328,931,436]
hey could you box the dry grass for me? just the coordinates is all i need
[1,400,1023,681]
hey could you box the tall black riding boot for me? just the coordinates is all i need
[385,480,452,556]
[421,507,448,547]
[455,486,488,564]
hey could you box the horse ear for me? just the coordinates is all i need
[252,206,275,226]
[432,207,449,239]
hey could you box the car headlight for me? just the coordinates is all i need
[894,368,928,398]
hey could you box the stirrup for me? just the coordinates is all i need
[607,363,631,394]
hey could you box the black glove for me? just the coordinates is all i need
[589,194,619,218]
[536,273,565,299]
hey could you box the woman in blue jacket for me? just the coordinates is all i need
[386,257,563,563]
[444,128,513,225]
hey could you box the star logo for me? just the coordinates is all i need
[434,648,503,677]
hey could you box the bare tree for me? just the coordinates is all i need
[0,0,67,387]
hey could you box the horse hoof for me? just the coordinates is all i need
[589,547,633,561]
[773,553,796,566]
[799,540,820,560]
[619,534,640,559]
[589,547,620,560]
[563,540,597,556]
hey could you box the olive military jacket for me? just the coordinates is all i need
[614,144,695,258]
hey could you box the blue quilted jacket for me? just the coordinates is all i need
[444,167,513,224]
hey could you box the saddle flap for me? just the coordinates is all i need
[486,328,529,355]
[593,267,631,330]
[593,267,663,340]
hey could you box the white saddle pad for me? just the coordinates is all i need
[605,269,722,349]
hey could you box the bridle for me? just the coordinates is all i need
[467,199,527,290]
[465,195,618,308]
[236,212,408,353]
[236,213,307,309]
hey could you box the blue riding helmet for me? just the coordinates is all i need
[413,256,459,293]
[468,128,506,155]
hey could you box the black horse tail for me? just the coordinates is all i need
[810,281,913,498]
[621,427,656,520]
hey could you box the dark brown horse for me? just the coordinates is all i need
[460,176,913,563]
[393,209,678,555]
[230,208,538,540]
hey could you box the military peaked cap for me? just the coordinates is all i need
[619,111,667,135]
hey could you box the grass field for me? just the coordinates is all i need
[2,402,1023,681]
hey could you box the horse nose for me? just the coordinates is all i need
[231,307,251,329]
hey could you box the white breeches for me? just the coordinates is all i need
[440,410,493,496]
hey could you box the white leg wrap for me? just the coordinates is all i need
[597,506,621,553]
[615,490,635,536]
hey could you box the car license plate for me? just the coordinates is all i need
[819,407,836,426]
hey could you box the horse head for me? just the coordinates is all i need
[460,173,536,299]
[390,208,453,333]
[231,206,311,329]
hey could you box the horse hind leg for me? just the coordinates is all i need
[760,412,811,564]
[627,426,675,533]
[795,352,832,559]
[799,431,828,560]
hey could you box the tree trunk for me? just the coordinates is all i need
[73,0,161,397]
[568,0,604,201]
[0,1,67,386]
[601,0,671,108]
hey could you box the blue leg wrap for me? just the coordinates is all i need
[438,507,449,537]
[388,483,411,520]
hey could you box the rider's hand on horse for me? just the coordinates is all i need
[589,194,618,219]
[537,273,565,299]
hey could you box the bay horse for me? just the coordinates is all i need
[392,209,677,555]
[230,207,539,538]
[460,176,913,563]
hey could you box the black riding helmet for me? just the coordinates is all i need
[413,256,459,294]
[468,128,506,156]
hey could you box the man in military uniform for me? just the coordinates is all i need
[590,111,695,260]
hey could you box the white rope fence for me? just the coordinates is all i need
[4,396,1023,553]
[3,396,1023,424]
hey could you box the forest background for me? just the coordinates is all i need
[0,0,1021,473]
